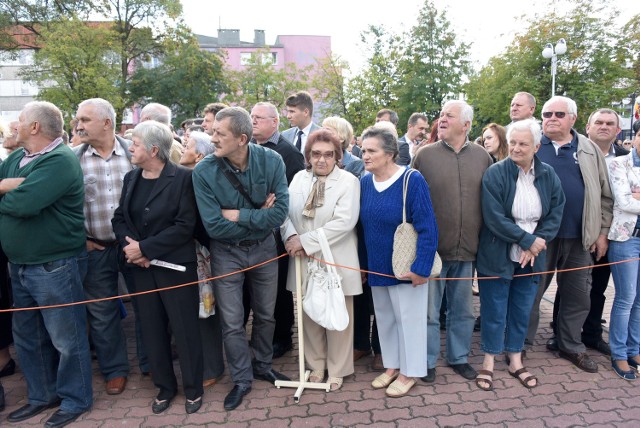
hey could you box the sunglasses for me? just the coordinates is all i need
[542,111,567,119]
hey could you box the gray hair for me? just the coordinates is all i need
[132,120,172,162]
[542,96,578,117]
[22,101,64,140]
[189,131,215,156]
[77,98,116,130]
[141,103,172,125]
[513,92,537,108]
[78,98,116,130]
[443,100,474,133]
[215,107,253,141]
[507,118,542,147]
[361,125,399,161]
[252,102,280,124]
[587,108,620,128]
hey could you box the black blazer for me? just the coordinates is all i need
[112,162,197,265]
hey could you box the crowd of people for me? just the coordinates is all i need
[0,88,639,426]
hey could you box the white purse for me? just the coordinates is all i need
[302,229,349,331]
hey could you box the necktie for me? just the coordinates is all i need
[295,129,304,151]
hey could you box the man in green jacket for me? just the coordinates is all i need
[0,101,93,427]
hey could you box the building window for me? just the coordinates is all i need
[240,52,277,66]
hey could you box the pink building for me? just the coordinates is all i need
[196,29,331,72]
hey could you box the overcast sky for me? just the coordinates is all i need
[181,0,638,73]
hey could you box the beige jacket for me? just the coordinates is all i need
[575,133,613,249]
[281,167,362,296]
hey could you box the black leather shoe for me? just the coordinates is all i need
[420,368,436,383]
[224,385,251,411]
[45,410,84,428]
[585,339,611,356]
[546,336,559,352]
[185,396,202,414]
[8,400,61,423]
[559,350,598,373]
[152,397,173,414]
[473,316,481,332]
[0,358,16,378]
[272,341,293,359]
[253,369,290,385]
[449,363,478,380]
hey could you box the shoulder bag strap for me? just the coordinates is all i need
[216,156,261,209]
[402,169,415,224]
[317,228,338,276]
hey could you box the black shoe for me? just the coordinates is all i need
[474,316,481,332]
[224,385,251,411]
[420,368,436,383]
[253,369,290,385]
[152,397,173,414]
[584,339,611,356]
[546,336,559,352]
[272,341,293,359]
[8,400,61,423]
[449,363,478,380]
[185,396,202,414]
[628,357,639,371]
[612,360,636,380]
[0,358,16,378]
[558,350,598,373]
[45,410,84,428]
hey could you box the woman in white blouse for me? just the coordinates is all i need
[281,128,362,391]
[607,125,640,380]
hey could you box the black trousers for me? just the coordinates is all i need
[353,280,380,354]
[0,248,12,350]
[132,263,203,401]
[582,253,609,344]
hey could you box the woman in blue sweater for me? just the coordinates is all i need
[476,119,564,391]
[359,126,438,397]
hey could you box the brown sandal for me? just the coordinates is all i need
[475,369,494,391]
[509,367,538,389]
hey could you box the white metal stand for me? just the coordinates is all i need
[275,256,331,402]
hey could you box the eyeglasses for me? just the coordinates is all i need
[250,115,274,122]
[311,151,335,160]
[542,111,567,119]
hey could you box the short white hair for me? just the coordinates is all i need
[542,96,577,117]
[507,118,542,147]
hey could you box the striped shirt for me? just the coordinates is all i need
[80,140,133,241]
[510,164,542,262]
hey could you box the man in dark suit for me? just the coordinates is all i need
[399,113,428,161]
[281,91,320,153]
[576,108,627,355]
[376,108,410,165]
[250,102,305,358]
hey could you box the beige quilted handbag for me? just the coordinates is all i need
[392,169,442,279]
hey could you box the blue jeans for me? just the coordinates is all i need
[83,246,129,380]
[427,261,474,368]
[479,264,539,354]
[608,238,640,361]
[11,252,93,413]
[210,235,278,386]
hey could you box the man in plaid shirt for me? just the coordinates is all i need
[74,98,134,395]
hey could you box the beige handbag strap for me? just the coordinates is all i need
[402,169,415,223]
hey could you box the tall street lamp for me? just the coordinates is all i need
[542,38,567,97]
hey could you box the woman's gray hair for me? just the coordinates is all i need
[361,125,399,160]
[77,98,116,130]
[189,131,215,156]
[132,120,172,162]
[507,118,542,147]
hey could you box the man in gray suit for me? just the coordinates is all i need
[399,112,428,160]
[281,91,320,153]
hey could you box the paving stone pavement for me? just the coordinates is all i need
[1,278,638,427]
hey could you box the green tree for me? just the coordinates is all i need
[395,0,471,127]
[466,0,632,133]
[344,25,404,134]
[225,48,311,113]
[310,54,350,118]
[129,36,228,126]
[19,17,121,120]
